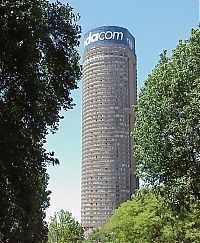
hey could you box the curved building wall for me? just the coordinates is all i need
[82,26,138,229]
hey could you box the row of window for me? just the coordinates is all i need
[82,220,107,224]
[84,53,128,64]
[84,49,128,61]
[84,62,128,70]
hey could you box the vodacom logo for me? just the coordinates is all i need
[84,30,124,47]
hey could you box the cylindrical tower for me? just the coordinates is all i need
[81,26,138,229]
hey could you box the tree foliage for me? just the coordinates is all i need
[0,0,81,241]
[48,209,84,243]
[133,27,200,208]
[102,187,200,243]
[86,228,115,243]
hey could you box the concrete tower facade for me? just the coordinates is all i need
[81,26,138,229]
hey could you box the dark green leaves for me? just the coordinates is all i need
[0,0,81,241]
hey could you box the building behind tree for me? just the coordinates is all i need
[81,26,139,230]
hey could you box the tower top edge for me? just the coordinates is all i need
[83,26,135,54]
[84,26,134,37]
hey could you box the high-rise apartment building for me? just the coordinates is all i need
[81,26,138,229]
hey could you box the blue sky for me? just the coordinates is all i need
[45,0,199,222]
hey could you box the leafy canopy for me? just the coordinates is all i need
[0,0,81,242]
[103,187,200,243]
[48,209,84,243]
[133,27,200,208]
[86,228,114,243]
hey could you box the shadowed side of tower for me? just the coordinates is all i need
[81,26,138,230]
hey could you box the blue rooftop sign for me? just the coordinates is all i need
[84,26,135,54]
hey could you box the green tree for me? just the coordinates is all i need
[103,187,200,243]
[48,209,84,243]
[86,228,115,243]
[133,27,200,208]
[0,0,81,242]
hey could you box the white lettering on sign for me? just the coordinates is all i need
[84,31,124,47]
[127,38,134,50]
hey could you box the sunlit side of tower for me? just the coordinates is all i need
[81,26,138,229]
